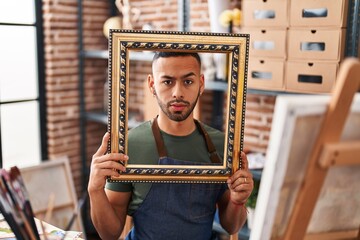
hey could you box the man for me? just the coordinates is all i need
[88,52,254,240]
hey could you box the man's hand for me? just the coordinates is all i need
[88,132,129,193]
[226,152,254,205]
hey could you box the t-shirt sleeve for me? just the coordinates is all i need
[105,179,132,192]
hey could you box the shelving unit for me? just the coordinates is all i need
[84,111,107,124]
[77,1,118,236]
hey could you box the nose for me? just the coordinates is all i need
[172,82,184,99]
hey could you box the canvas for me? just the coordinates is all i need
[251,93,360,240]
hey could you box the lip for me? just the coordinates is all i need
[170,103,186,111]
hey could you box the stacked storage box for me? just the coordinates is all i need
[286,0,348,93]
[241,0,349,93]
[241,0,288,91]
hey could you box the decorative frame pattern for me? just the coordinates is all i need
[108,30,249,183]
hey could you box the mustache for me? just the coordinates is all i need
[167,99,190,106]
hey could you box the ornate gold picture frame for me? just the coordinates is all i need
[108,30,249,183]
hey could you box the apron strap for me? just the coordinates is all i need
[194,120,222,164]
[151,116,221,163]
[151,116,168,158]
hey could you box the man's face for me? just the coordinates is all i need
[150,55,204,122]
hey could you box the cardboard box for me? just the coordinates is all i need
[247,58,285,91]
[285,61,339,93]
[242,0,288,28]
[242,27,287,59]
[287,28,346,61]
[290,0,349,28]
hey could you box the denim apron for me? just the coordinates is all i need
[126,117,226,240]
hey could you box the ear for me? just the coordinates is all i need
[200,74,205,95]
[147,74,155,94]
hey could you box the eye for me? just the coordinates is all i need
[162,80,173,85]
[184,79,193,85]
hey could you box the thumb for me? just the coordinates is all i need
[93,132,110,157]
[241,151,249,170]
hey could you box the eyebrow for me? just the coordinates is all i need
[161,72,197,80]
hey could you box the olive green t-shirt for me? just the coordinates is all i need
[105,120,225,215]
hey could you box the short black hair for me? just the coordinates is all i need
[152,51,201,67]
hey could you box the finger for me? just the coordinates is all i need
[230,178,253,189]
[240,151,249,170]
[93,167,121,178]
[228,171,242,184]
[231,184,253,193]
[235,177,245,185]
[238,176,252,186]
[228,181,247,192]
[94,153,129,164]
[228,176,248,189]
[99,158,127,172]
[94,132,110,157]
[228,168,252,183]
[93,155,128,172]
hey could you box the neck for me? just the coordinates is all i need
[157,113,196,136]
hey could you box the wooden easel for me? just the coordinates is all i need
[282,58,360,239]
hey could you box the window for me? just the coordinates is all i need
[0,0,47,169]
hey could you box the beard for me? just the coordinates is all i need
[154,90,200,122]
